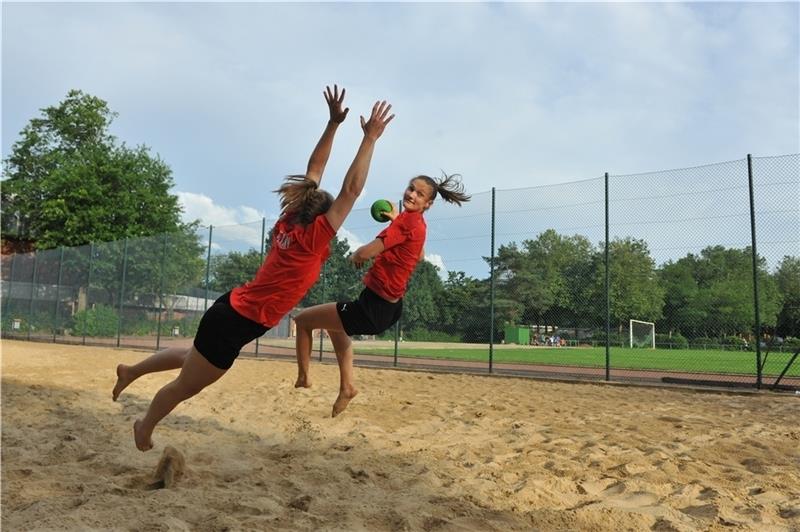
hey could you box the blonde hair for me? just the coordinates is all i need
[274,175,334,226]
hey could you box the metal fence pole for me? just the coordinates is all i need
[489,187,496,373]
[83,243,94,345]
[605,172,611,381]
[747,154,763,389]
[27,251,38,341]
[4,252,17,326]
[117,238,129,348]
[393,197,403,367]
[156,233,168,351]
[204,225,213,311]
[319,263,325,362]
[256,217,266,355]
[52,246,65,342]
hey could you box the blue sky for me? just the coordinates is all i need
[2,2,798,276]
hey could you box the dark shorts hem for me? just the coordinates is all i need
[336,287,402,336]
[193,291,269,370]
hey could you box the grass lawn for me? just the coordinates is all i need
[353,345,800,376]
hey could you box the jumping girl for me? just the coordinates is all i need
[112,86,395,451]
[293,173,470,416]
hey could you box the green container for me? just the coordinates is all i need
[504,325,530,345]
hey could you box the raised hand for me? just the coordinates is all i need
[360,100,395,141]
[325,84,349,124]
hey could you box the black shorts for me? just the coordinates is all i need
[193,291,269,370]
[337,287,403,336]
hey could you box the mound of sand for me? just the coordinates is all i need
[2,340,799,531]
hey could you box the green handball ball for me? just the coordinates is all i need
[370,199,392,222]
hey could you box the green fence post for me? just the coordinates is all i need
[156,233,168,351]
[4,252,17,328]
[605,172,611,381]
[256,217,266,356]
[489,187,496,373]
[319,262,325,362]
[83,243,94,345]
[747,154,763,389]
[27,251,39,341]
[393,198,403,367]
[204,225,213,311]
[117,238,129,348]
[52,246,65,342]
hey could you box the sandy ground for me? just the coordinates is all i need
[2,340,799,531]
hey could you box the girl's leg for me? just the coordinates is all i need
[133,346,226,451]
[113,346,191,401]
[293,303,345,388]
[327,330,358,417]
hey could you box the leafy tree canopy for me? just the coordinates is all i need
[2,90,189,249]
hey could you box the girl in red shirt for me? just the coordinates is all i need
[113,86,395,451]
[294,173,470,416]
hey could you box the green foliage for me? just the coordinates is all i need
[658,246,783,338]
[775,256,800,338]
[655,333,689,349]
[782,337,800,350]
[403,328,461,342]
[402,260,444,332]
[2,90,187,248]
[594,237,665,329]
[494,230,595,329]
[302,235,363,306]
[208,249,264,292]
[691,337,718,348]
[719,335,751,350]
[71,305,119,337]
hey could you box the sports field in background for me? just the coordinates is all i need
[352,345,800,376]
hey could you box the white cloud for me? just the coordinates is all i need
[425,253,447,277]
[336,227,365,253]
[177,191,269,252]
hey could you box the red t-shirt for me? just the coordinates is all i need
[230,214,335,327]
[364,210,426,301]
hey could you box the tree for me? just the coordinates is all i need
[302,235,363,307]
[402,260,444,334]
[591,237,664,332]
[658,246,783,339]
[492,230,595,334]
[208,249,264,293]
[659,257,707,338]
[437,271,494,343]
[775,256,800,338]
[2,90,188,248]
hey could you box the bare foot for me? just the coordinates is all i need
[112,364,133,401]
[331,386,358,417]
[294,375,312,388]
[133,419,154,451]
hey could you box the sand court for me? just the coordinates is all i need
[2,340,799,531]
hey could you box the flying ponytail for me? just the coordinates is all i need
[413,172,471,207]
[274,175,334,226]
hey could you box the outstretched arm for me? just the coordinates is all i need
[305,84,349,185]
[324,100,395,231]
[350,238,385,268]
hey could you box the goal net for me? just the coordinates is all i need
[629,319,655,348]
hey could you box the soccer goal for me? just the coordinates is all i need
[629,319,655,348]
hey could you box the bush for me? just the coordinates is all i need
[588,330,624,346]
[121,315,158,336]
[783,337,800,351]
[403,328,461,343]
[719,336,751,351]
[691,337,718,348]
[656,333,688,349]
[70,305,119,337]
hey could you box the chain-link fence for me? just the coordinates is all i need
[3,154,798,391]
